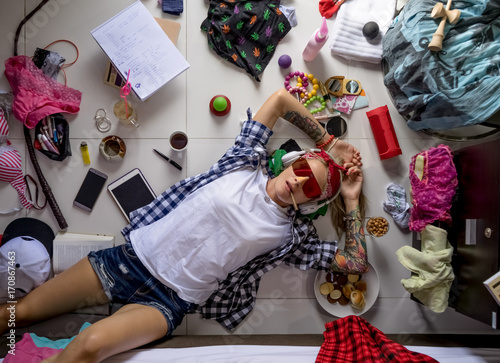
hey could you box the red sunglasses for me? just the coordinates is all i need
[291,157,322,199]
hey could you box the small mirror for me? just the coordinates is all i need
[345,80,359,94]
[327,79,342,93]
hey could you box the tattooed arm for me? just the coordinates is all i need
[331,206,368,274]
[330,165,368,274]
[254,88,327,141]
[253,89,362,166]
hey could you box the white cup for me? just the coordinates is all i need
[169,131,188,152]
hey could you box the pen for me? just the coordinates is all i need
[153,149,182,171]
[51,116,58,143]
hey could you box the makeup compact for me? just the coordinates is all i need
[325,76,362,97]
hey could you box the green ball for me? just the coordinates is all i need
[213,97,227,112]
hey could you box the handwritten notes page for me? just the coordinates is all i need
[91,1,189,100]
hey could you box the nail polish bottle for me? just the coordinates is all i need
[302,17,329,62]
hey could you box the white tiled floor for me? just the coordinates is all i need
[1,0,498,336]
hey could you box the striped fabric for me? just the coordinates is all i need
[0,145,32,209]
[0,109,8,144]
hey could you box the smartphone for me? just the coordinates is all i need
[107,168,156,222]
[73,168,108,212]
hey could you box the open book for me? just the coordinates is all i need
[91,1,189,100]
[53,232,115,275]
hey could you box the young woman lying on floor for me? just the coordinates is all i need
[1,88,367,363]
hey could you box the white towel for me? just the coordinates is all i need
[329,0,396,64]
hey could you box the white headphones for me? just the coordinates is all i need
[281,150,306,166]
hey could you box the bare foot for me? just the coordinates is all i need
[329,138,362,167]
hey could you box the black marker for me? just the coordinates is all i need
[153,149,182,171]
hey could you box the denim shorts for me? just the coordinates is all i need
[88,243,194,336]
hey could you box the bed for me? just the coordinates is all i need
[2,316,500,362]
[105,345,500,363]
[2,345,499,363]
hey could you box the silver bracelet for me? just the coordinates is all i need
[326,138,339,153]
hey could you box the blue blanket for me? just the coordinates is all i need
[382,0,500,131]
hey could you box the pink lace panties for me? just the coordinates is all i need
[4,55,81,128]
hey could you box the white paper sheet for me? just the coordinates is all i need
[91,1,189,100]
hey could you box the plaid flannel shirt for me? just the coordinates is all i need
[316,316,439,363]
[121,116,338,330]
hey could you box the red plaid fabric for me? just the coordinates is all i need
[316,316,438,363]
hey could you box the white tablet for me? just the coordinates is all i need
[107,168,156,222]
